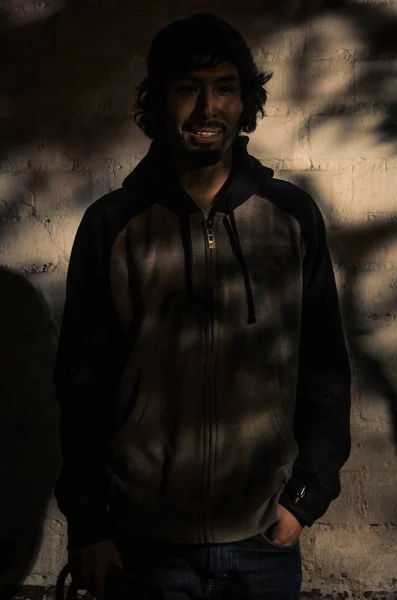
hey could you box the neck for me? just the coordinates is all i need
[173,146,234,210]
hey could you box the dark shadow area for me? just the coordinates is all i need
[0,268,61,593]
[1,0,397,161]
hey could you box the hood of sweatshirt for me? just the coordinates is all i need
[122,135,274,215]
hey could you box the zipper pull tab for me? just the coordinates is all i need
[207,227,216,249]
[206,211,216,249]
[295,485,307,504]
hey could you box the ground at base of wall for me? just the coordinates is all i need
[1,588,396,600]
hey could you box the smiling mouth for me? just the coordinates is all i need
[183,124,224,140]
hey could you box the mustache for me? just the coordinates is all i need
[182,120,226,131]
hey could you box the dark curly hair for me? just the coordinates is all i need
[134,13,272,141]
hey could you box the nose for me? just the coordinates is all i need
[194,87,217,119]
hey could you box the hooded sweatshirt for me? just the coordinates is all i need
[54,136,351,549]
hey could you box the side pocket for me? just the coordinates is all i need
[109,369,152,453]
[257,531,299,552]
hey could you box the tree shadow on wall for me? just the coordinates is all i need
[1,0,397,163]
[0,268,61,596]
[294,175,397,452]
[331,218,397,448]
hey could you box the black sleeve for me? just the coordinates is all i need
[279,199,351,526]
[54,207,123,549]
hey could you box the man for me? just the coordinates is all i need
[54,13,351,600]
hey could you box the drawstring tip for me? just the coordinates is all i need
[247,317,257,325]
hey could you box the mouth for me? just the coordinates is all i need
[182,123,224,142]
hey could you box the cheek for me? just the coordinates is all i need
[227,102,244,129]
[179,101,198,125]
[168,97,196,127]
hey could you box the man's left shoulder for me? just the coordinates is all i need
[256,175,322,230]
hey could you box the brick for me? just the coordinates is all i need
[352,161,397,212]
[252,25,306,62]
[346,425,397,473]
[301,59,354,117]
[110,158,142,188]
[25,518,67,585]
[355,347,397,427]
[0,217,62,269]
[324,215,397,274]
[249,116,311,168]
[361,472,397,524]
[354,60,397,110]
[339,265,397,322]
[351,221,397,264]
[305,14,365,60]
[26,266,68,321]
[58,114,150,162]
[260,157,312,171]
[317,473,366,526]
[41,215,82,263]
[45,495,66,523]
[313,525,397,590]
[33,170,111,217]
[309,115,397,160]
[0,173,35,220]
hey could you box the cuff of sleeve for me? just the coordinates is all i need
[279,476,333,527]
[66,505,111,550]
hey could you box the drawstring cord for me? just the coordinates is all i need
[223,211,257,325]
[180,209,257,325]
[179,214,195,301]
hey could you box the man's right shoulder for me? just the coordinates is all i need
[85,186,144,222]
[80,185,151,237]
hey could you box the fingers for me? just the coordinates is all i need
[68,540,125,600]
[270,508,303,546]
[69,562,108,599]
[68,561,90,592]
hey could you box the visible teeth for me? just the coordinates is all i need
[194,130,219,137]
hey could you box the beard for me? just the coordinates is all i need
[174,130,235,169]
[182,145,225,168]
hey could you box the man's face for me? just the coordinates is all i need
[165,61,243,168]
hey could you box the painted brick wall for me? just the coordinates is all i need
[1,1,397,598]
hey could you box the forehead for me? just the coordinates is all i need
[178,61,240,82]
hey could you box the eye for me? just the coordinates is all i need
[176,84,200,96]
[217,84,239,95]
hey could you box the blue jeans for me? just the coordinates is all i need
[111,533,302,599]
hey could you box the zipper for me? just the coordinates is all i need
[201,209,216,543]
[295,484,307,504]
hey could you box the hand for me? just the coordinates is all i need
[68,539,124,600]
[269,504,303,546]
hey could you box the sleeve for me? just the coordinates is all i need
[54,208,123,549]
[279,199,351,526]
